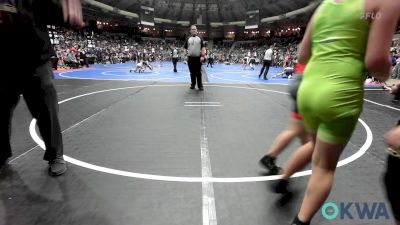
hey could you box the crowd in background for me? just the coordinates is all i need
[52,28,303,70]
[53,28,186,69]
[210,37,300,67]
[53,28,400,81]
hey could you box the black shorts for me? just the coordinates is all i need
[288,76,302,114]
[384,154,400,220]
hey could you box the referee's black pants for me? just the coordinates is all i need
[0,61,63,163]
[259,60,271,79]
[172,58,178,71]
[188,56,203,88]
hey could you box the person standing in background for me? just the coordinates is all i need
[184,25,206,91]
[171,45,179,72]
[207,51,214,68]
[259,45,273,80]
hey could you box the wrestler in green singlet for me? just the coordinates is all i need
[297,0,370,144]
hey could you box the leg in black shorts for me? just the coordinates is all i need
[384,154,400,222]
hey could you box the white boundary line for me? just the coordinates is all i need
[25,84,373,182]
[101,64,174,70]
[101,70,161,76]
[185,102,221,104]
[58,70,189,81]
[200,101,218,225]
[363,99,400,111]
[102,64,135,69]
[208,72,289,85]
[364,89,388,91]
[185,105,223,107]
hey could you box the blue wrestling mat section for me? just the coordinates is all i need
[54,63,191,83]
[53,62,389,89]
[204,64,287,84]
[53,63,288,84]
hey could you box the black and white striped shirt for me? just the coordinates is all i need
[184,36,204,57]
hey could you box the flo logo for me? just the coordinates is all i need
[360,12,382,20]
[322,202,390,220]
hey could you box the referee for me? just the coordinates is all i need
[171,45,179,72]
[184,25,206,90]
[259,45,273,80]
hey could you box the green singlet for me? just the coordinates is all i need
[298,0,370,144]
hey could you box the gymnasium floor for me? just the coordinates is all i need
[1,62,398,225]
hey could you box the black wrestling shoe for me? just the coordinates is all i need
[291,216,310,225]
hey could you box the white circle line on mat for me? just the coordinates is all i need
[29,84,372,182]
